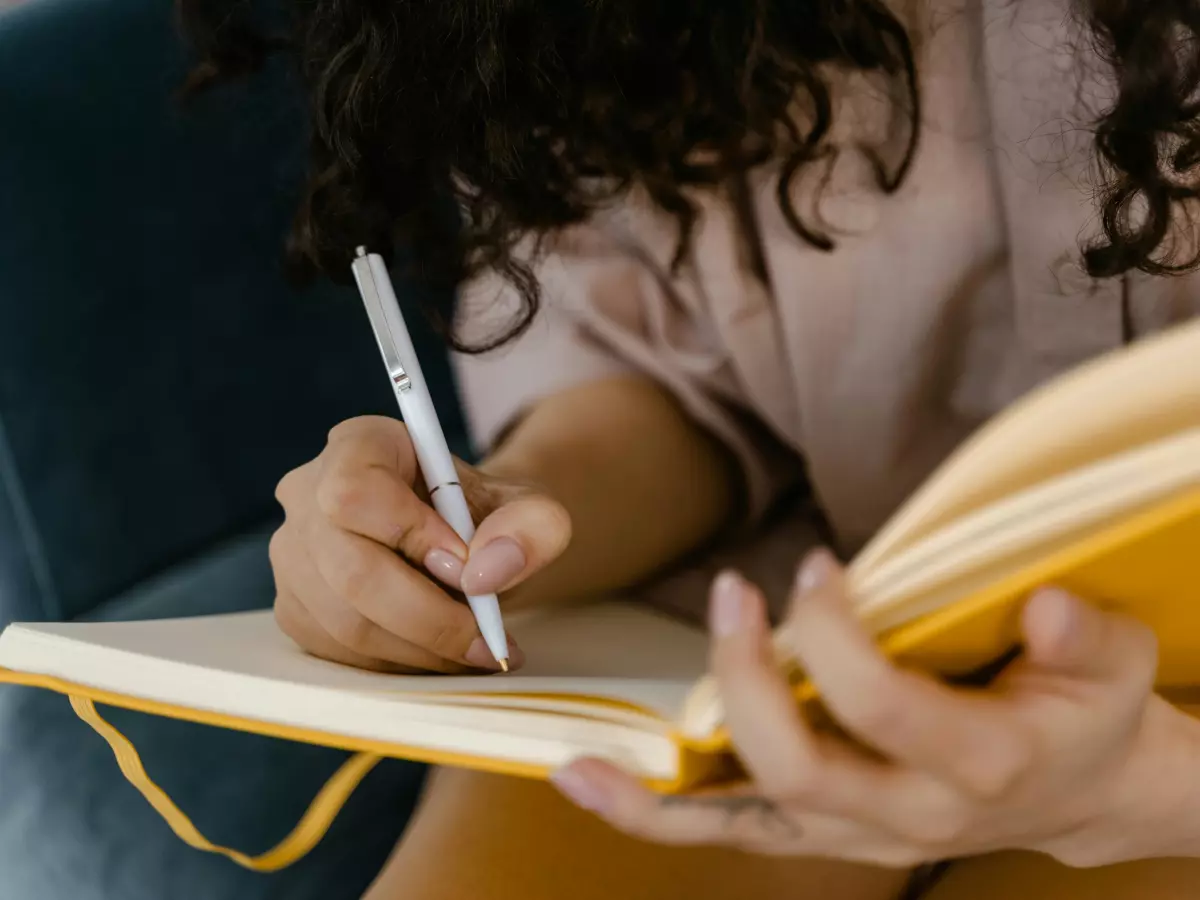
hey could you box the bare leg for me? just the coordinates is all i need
[925,852,1200,900]
[364,767,911,900]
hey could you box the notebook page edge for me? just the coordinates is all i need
[0,627,681,778]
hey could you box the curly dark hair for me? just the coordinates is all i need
[178,0,1200,350]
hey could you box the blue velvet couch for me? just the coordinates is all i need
[0,0,468,895]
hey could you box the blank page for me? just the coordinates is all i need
[0,602,710,722]
[855,318,1200,573]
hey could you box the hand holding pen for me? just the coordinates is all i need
[267,251,572,673]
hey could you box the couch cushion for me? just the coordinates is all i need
[77,522,281,623]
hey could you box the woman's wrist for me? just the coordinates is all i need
[1142,699,1200,858]
[1096,696,1200,862]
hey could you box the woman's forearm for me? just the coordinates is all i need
[1138,699,1200,858]
[480,376,737,609]
[1173,718,1200,858]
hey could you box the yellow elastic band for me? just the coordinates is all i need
[69,696,380,872]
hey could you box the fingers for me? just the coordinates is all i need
[707,572,821,793]
[708,571,903,818]
[1021,587,1157,690]
[313,417,468,577]
[462,485,572,595]
[550,759,892,861]
[310,417,574,598]
[270,525,500,673]
[550,759,800,849]
[274,588,425,673]
[307,511,513,668]
[780,550,1033,800]
[552,759,740,846]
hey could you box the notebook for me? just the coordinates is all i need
[2,317,1199,871]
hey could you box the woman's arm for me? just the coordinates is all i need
[481,375,739,609]
[1123,698,1200,859]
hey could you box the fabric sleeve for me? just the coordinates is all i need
[450,264,636,455]
[451,232,800,522]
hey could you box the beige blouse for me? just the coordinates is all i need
[452,0,1200,616]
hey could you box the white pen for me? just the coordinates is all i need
[350,247,510,672]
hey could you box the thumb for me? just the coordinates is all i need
[459,477,572,597]
[1022,588,1157,686]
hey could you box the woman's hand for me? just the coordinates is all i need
[270,415,571,673]
[552,550,1200,866]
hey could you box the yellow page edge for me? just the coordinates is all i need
[0,669,728,871]
[876,484,1200,663]
[0,668,706,790]
[680,486,1200,754]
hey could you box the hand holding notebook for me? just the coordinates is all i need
[549,555,1195,869]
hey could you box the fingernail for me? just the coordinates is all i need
[505,637,527,671]
[1033,587,1080,644]
[551,766,611,813]
[464,635,526,670]
[461,538,526,595]
[465,637,501,669]
[423,549,465,588]
[796,548,837,595]
[710,570,747,637]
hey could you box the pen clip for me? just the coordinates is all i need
[353,247,411,393]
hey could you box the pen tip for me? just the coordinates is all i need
[498,658,510,673]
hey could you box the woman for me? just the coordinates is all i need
[188,0,1200,896]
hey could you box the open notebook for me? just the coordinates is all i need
[0,603,714,783]
[2,317,1199,871]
